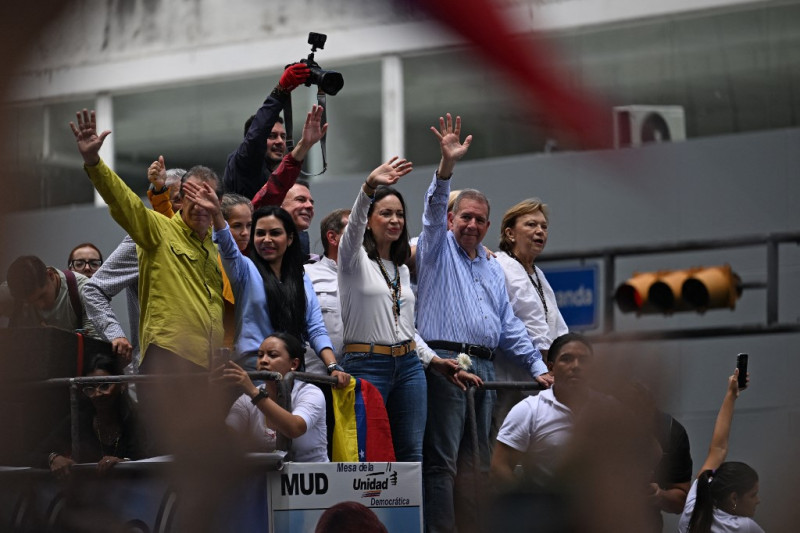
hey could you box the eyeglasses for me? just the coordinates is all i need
[69,259,103,270]
[81,382,115,397]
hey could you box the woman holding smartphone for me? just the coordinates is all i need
[678,367,763,533]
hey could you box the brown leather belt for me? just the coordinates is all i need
[343,341,417,357]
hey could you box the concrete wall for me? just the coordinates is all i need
[12,0,773,101]
[1,126,798,529]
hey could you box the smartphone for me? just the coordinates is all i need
[736,353,748,389]
[210,347,232,370]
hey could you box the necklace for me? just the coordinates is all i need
[93,416,121,457]
[376,257,402,331]
[509,252,548,321]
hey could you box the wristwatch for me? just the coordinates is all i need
[250,386,269,405]
[148,183,168,195]
[327,362,345,375]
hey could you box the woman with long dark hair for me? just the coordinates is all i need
[337,157,429,462]
[184,181,348,386]
[678,368,763,533]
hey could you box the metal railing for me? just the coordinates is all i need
[466,381,543,528]
[46,371,282,462]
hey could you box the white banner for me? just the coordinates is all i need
[269,462,423,532]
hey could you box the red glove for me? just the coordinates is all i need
[279,63,311,91]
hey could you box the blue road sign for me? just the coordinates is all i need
[541,264,598,330]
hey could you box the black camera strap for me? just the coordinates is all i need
[283,89,328,177]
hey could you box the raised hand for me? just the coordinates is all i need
[69,109,111,166]
[365,156,414,189]
[431,113,473,165]
[300,105,328,146]
[730,368,749,397]
[147,156,168,189]
[279,62,311,92]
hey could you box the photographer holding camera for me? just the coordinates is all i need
[222,65,328,254]
[223,35,341,259]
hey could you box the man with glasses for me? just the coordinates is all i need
[0,254,97,337]
[67,243,104,278]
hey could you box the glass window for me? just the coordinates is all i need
[403,48,550,168]
[2,99,95,211]
[313,60,382,177]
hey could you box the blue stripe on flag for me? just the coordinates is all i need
[354,378,367,462]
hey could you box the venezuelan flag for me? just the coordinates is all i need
[331,378,396,462]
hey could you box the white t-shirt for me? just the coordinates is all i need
[678,479,765,533]
[496,388,574,485]
[226,381,328,463]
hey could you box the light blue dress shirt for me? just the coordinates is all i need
[415,174,548,378]
[213,223,333,358]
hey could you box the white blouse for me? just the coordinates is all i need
[226,381,328,463]
[337,189,416,346]
[495,251,568,381]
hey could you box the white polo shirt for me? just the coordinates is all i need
[496,388,574,484]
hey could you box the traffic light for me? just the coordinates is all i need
[615,265,742,314]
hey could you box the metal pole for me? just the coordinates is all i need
[466,386,481,525]
[603,254,616,334]
[69,379,81,463]
[276,372,295,458]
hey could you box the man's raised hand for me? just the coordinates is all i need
[300,104,328,146]
[147,156,168,189]
[69,109,111,166]
[431,113,472,164]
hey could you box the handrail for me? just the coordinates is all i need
[465,381,543,528]
[58,371,282,461]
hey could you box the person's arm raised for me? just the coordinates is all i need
[251,104,327,209]
[290,104,328,163]
[71,109,164,250]
[697,368,748,477]
[146,155,175,218]
[69,109,110,167]
[430,112,472,179]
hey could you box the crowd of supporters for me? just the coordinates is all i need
[0,63,763,533]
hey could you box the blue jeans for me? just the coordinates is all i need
[341,350,427,463]
[423,350,496,533]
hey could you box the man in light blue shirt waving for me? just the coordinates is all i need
[416,113,553,533]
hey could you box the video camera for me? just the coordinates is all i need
[299,32,344,96]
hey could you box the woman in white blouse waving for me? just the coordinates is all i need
[337,157,427,462]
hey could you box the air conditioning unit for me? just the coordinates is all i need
[613,105,686,148]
